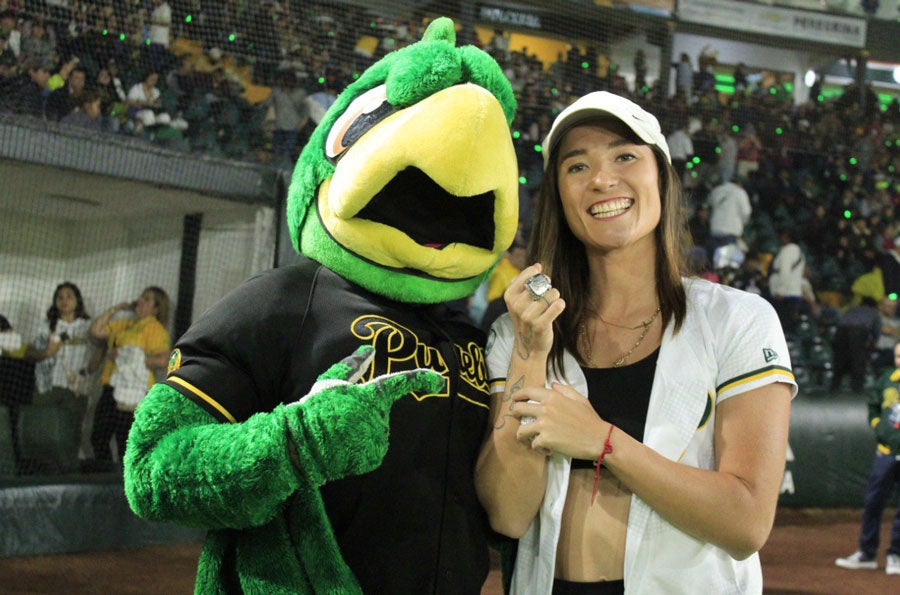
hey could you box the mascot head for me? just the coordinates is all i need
[287,17,518,304]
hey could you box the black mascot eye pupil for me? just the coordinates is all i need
[342,101,396,152]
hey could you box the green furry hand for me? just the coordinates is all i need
[285,345,443,485]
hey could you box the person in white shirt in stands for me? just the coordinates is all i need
[24,282,99,470]
[665,118,693,184]
[706,175,751,262]
[768,229,807,333]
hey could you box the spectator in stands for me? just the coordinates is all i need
[94,66,127,131]
[736,125,762,179]
[873,295,900,366]
[146,0,173,71]
[878,236,900,300]
[830,296,882,393]
[666,118,693,182]
[768,229,807,333]
[0,313,23,357]
[45,64,86,121]
[0,9,20,59]
[60,88,104,131]
[674,52,693,102]
[84,287,170,472]
[12,55,52,117]
[0,48,16,110]
[126,68,187,133]
[834,339,900,576]
[23,282,97,468]
[20,18,55,65]
[104,57,128,102]
[706,175,751,261]
[716,126,738,184]
[265,67,310,169]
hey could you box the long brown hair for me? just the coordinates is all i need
[143,286,171,326]
[528,117,689,375]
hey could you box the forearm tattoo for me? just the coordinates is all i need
[515,328,534,360]
[493,375,525,430]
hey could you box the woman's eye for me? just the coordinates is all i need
[325,84,395,161]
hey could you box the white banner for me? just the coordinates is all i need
[677,0,867,48]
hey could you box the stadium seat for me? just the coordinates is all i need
[16,404,80,475]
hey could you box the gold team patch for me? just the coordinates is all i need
[167,349,182,376]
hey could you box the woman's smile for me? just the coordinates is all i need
[589,198,634,219]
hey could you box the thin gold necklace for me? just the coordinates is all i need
[580,307,660,368]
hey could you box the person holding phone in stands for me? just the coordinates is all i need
[84,286,170,472]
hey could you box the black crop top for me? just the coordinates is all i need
[570,347,659,470]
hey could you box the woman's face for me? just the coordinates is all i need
[55,287,78,317]
[134,291,158,319]
[555,121,661,255]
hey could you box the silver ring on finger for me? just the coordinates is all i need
[525,273,552,301]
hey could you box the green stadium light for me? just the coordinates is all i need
[692,156,700,164]
[551,87,559,95]
[849,157,858,165]
[891,293,898,301]
[318,77,325,84]
[228,34,236,42]
[715,146,722,154]
[817,94,824,102]
[691,171,698,178]
[732,125,739,133]
[685,162,693,169]
[185,15,192,23]
[840,174,847,181]
[512,131,521,139]
[714,74,735,84]
[843,210,851,219]
[102,29,108,36]
[714,85,735,94]
[145,39,150,45]
[534,145,542,153]
[769,88,777,95]
[581,61,589,69]
[519,176,527,184]
[775,127,783,135]
[119,33,125,41]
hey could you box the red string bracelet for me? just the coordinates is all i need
[591,424,615,506]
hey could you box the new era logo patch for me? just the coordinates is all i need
[763,348,778,363]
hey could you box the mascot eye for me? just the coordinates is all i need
[326,84,396,162]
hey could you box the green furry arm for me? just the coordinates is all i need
[124,347,444,531]
[124,384,304,530]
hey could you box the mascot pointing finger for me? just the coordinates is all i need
[123,17,519,594]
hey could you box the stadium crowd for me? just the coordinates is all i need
[2,1,900,388]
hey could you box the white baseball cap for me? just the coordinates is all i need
[541,91,671,168]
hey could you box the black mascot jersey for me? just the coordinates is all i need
[165,256,491,593]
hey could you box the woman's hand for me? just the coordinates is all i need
[509,382,606,460]
[504,264,565,360]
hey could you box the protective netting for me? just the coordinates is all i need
[0,1,898,479]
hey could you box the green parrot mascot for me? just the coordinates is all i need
[123,17,519,594]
